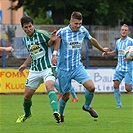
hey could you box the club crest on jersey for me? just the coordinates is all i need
[30,44,40,54]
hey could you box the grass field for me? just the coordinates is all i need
[0,93,133,133]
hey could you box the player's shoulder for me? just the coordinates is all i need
[126,36,133,41]
[116,38,121,43]
[35,29,50,35]
[57,26,69,35]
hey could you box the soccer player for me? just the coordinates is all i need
[102,24,133,108]
[52,11,109,122]
[0,46,14,52]
[16,16,60,123]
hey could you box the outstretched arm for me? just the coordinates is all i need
[0,46,14,52]
[90,38,109,52]
[102,51,117,57]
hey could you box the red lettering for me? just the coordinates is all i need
[6,83,25,90]
[0,71,28,78]
[0,72,5,78]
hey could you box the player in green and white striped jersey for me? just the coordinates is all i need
[16,16,60,123]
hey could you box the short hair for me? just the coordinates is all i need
[20,16,33,27]
[122,24,128,28]
[70,11,82,20]
[121,24,129,31]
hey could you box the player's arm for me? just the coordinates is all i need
[51,37,61,66]
[48,30,58,46]
[90,38,109,52]
[102,51,117,57]
[0,46,14,52]
[19,55,31,75]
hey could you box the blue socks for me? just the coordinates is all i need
[114,88,122,107]
[84,89,94,110]
[59,98,67,116]
[70,86,77,98]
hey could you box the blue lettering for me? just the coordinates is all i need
[94,73,102,82]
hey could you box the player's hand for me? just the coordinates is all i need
[6,46,14,52]
[19,64,26,75]
[51,55,57,66]
[102,52,107,56]
[50,30,59,42]
[103,47,109,52]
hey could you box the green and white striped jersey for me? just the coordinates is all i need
[23,29,52,71]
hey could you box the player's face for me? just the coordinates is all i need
[120,26,129,39]
[70,19,82,32]
[22,22,34,37]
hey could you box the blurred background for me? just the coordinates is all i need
[0,0,133,68]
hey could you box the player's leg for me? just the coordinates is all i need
[82,80,98,118]
[45,69,60,123]
[124,70,132,93]
[16,88,35,123]
[54,81,62,100]
[70,86,78,102]
[113,71,123,108]
[16,71,40,123]
[74,65,98,118]
[60,92,70,122]
[113,80,122,108]
[58,69,71,122]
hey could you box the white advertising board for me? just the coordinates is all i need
[71,68,126,93]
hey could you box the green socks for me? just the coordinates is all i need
[23,100,32,117]
[48,90,59,112]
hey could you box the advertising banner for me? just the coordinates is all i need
[0,69,45,93]
[0,68,127,93]
[72,68,126,93]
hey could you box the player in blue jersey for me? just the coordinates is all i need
[52,11,109,122]
[102,24,133,108]
[16,16,61,123]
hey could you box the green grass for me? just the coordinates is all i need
[0,93,133,133]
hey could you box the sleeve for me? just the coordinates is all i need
[114,41,118,53]
[56,28,62,36]
[83,27,92,41]
[37,29,51,42]
[23,37,30,52]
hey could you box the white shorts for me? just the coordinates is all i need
[25,68,55,90]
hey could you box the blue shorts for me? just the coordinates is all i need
[113,70,132,86]
[57,64,91,94]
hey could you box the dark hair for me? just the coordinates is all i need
[71,11,82,20]
[20,16,34,27]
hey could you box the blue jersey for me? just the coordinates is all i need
[114,36,133,72]
[56,25,92,71]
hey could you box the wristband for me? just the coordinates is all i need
[52,50,58,55]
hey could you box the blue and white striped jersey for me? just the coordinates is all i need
[56,25,92,71]
[114,36,133,72]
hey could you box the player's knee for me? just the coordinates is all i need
[125,84,132,92]
[125,87,132,92]
[87,86,95,92]
[62,92,70,101]
[24,95,31,101]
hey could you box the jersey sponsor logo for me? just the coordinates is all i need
[30,44,40,54]
[30,44,45,60]
[68,41,82,49]
[118,49,125,56]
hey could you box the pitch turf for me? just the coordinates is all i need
[0,93,133,133]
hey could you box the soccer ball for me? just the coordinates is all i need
[124,46,133,61]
